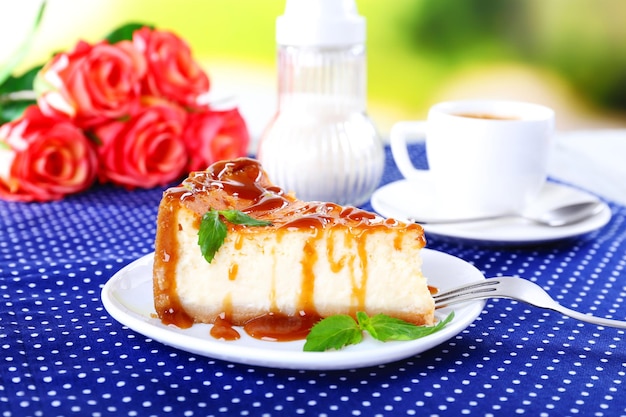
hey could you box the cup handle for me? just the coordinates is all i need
[390,121,429,181]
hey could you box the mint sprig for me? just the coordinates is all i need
[302,315,363,352]
[197,209,272,263]
[304,311,455,352]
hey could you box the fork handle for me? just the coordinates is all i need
[551,305,626,329]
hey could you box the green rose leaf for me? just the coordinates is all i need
[105,22,154,43]
[0,65,42,95]
[0,66,42,123]
[0,99,34,125]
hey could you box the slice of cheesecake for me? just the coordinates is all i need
[153,158,434,332]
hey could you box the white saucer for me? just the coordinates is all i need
[371,181,612,245]
[101,250,485,370]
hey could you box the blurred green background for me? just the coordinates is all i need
[3,0,626,144]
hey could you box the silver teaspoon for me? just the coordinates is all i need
[413,200,605,227]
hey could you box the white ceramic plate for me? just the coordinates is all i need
[101,249,485,370]
[371,181,611,245]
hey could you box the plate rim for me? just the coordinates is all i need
[101,249,485,370]
[371,180,612,244]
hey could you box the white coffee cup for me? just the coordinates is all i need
[390,100,555,220]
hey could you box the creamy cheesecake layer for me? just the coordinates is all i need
[153,158,433,328]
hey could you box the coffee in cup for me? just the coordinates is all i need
[390,100,555,220]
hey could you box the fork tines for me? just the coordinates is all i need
[433,279,501,307]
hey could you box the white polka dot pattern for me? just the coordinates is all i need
[2,147,626,417]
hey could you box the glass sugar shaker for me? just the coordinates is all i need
[257,0,384,206]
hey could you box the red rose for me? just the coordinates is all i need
[183,107,250,171]
[0,106,98,202]
[93,98,188,189]
[133,27,209,109]
[35,39,146,128]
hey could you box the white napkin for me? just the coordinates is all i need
[549,129,626,205]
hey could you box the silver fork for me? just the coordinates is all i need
[433,276,626,329]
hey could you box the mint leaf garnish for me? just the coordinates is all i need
[198,210,228,263]
[304,311,454,352]
[198,209,272,263]
[360,311,455,342]
[303,315,362,352]
[219,209,273,227]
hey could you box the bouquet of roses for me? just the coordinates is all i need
[0,23,250,202]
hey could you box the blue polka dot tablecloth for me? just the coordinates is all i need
[2,145,626,417]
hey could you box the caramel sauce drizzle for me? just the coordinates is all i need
[154,158,426,340]
[326,229,347,273]
[153,194,194,329]
[300,238,319,313]
[353,230,370,314]
[234,234,245,250]
[228,263,238,281]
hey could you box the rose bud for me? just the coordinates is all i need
[133,27,209,109]
[93,97,188,189]
[183,106,250,172]
[35,39,146,128]
[0,106,98,202]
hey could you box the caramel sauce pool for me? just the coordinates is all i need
[209,312,321,342]
[210,316,240,341]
